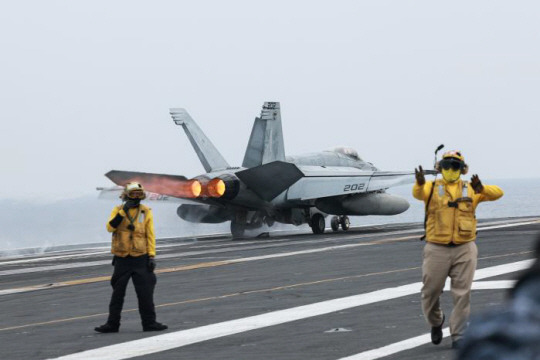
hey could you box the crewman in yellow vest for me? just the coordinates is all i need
[414,150,503,349]
[95,182,168,333]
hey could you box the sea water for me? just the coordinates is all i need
[0,178,538,254]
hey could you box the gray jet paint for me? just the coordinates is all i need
[104,102,421,237]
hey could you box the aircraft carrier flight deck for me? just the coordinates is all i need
[1,217,539,360]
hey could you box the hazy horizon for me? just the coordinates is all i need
[2,178,539,254]
[1,1,539,200]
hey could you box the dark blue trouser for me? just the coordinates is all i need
[107,255,157,327]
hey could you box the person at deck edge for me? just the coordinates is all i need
[95,182,167,333]
[413,150,503,349]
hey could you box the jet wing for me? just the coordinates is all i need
[286,166,436,201]
[236,162,437,202]
[366,171,420,192]
[286,166,373,201]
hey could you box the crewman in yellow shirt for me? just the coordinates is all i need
[414,150,503,349]
[95,182,167,333]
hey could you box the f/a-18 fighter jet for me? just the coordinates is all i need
[103,102,421,238]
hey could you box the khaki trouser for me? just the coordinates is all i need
[421,241,477,341]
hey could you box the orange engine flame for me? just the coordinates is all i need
[207,178,226,198]
[107,172,203,199]
[178,179,202,198]
[134,177,201,198]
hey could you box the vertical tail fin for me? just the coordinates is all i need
[170,108,230,172]
[242,102,286,168]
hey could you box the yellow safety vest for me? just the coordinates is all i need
[425,179,477,245]
[111,204,151,257]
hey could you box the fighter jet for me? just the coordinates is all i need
[103,102,421,238]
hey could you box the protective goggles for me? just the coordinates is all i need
[440,158,464,171]
[126,190,146,199]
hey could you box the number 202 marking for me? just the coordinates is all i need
[344,183,365,192]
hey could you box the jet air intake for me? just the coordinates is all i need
[206,174,240,199]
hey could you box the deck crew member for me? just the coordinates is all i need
[95,182,168,333]
[413,150,503,348]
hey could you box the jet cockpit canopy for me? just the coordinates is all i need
[327,147,362,161]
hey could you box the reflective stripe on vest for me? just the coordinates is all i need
[438,181,470,201]
[457,181,472,202]
[138,210,145,223]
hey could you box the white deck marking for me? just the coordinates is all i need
[475,221,539,231]
[50,259,532,360]
[470,259,533,279]
[0,260,112,276]
[439,279,516,292]
[338,328,451,360]
[336,281,523,359]
[0,242,196,266]
[0,252,109,266]
[2,217,533,260]
[471,280,515,290]
[2,220,536,277]
[0,243,373,277]
[338,280,518,360]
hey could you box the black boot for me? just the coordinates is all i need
[431,314,445,345]
[143,322,168,332]
[94,322,119,333]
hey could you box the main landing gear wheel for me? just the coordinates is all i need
[340,216,350,231]
[330,215,350,232]
[310,213,326,234]
[230,221,245,239]
[330,216,340,232]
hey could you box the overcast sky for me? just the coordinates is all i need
[1,1,539,200]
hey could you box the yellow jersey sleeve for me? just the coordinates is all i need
[145,209,156,257]
[106,206,127,233]
[107,206,119,233]
[413,181,434,203]
[477,184,504,203]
